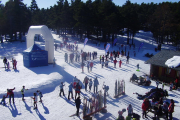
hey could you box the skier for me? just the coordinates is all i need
[119,60,122,68]
[59,82,65,97]
[105,60,109,67]
[75,82,81,99]
[117,111,125,120]
[83,76,89,91]
[13,59,17,69]
[6,87,15,104]
[127,104,133,116]
[73,76,78,83]
[142,98,149,119]
[31,92,38,109]
[36,90,43,102]
[101,61,104,68]
[114,58,117,68]
[87,61,90,72]
[93,77,99,94]
[7,61,10,69]
[89,79,93,92]
[0,95,7,105]
[81,61,85,73]
[137,64,139,70]
[11,58,14,69]
[68,82,74,100]
[100,55,102,64]
[21,86,28,101]
[65,53,68,62]
[75,96,81,116]
[53,57,56,67]
[156,80,159,88]
[90,61,93,72]
[174,77,179,90]
[3,57,7,69]
[168,99,174,120]
[126,55,129,64]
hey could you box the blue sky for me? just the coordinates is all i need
[1,0,179,9]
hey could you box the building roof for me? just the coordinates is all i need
[146,49,180,71]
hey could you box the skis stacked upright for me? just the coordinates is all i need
[114,80,125,98]
[83,97,88,116]
[83,91,107,119]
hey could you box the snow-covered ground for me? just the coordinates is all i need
[0,30,179,120]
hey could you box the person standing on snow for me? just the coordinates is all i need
[13,59,17,69]
[83,76,89,91]
[0,95,7,105]
[114,58,117,68]
[36,90,43,102]
[101,60,104,68]
[68,83,74,100]
[31,92,38,109]
[81,61,85,73]
[87,61,90,72]
[75,96,81,116]
[119,60,122,68]
[93,77,99,94]
[127,104,133,116]
[59,82,65,97]
[89,79,93,92]
[6,87,15,104]
[90,61,93,72]
[21,86,28,101]
[3,57,7,69]
[168,99,174,120]
[100,55,102,64]
[142,98,149,119]
[75,82,81,99]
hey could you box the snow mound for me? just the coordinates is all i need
[165,56,180,68]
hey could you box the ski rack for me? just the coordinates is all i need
[114,80,125,98]
[83,90,107,119]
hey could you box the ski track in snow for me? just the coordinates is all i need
[0,31,179,120]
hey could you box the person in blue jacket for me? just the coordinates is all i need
[68,82,74,100]
[93,77,99,93]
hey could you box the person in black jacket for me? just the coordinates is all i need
[75,96,81,116]
[3,57,7,69]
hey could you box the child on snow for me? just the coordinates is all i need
[21,86,28,101]
[37,90,43,102]
[59,82,65,97]
[31,93,37,109]
[0,95,7,105]
[89,79,93,91]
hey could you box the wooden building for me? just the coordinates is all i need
[146,50,180,85]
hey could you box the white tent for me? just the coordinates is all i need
[26,25,54,63]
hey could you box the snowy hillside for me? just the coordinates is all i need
[0,30,179,120]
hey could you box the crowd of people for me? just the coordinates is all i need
[0,86,43,110]
[3,57,17,70]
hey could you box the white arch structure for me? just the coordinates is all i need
[27,25,54,63]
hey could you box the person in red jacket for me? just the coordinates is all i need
[168,99,174,120]
[114,58,117,68]
[119,60,122,68]
[6,87,15,104]
[90,62,93,72]
[142,98,149,119]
